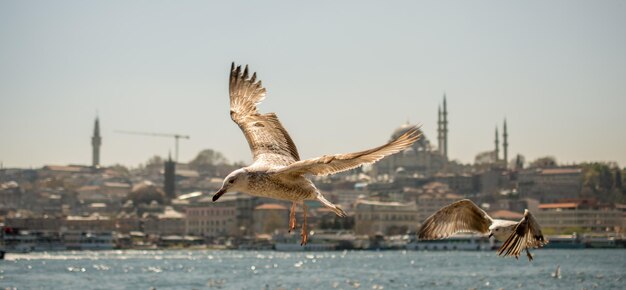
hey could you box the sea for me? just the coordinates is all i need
[1,249,624,290]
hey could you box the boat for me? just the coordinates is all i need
[543,234,584,249]
[63,231,114,250]
[406,233,493,251]
[584,235,617,248]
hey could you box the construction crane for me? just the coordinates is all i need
[116,130,190,162]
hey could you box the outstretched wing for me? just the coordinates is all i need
[497,210,548,259]
[418,199,493,240]
[271,127,420,176]
[229,63,300,167]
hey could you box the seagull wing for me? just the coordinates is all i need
[418,199,493,240]
[497,209,548,259]
[271,127,420,176]
[229,63,300,167]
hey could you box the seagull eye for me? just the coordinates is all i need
[495,228,499,231]
[228,179,234,184]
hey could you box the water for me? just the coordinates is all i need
[1,249,624,289]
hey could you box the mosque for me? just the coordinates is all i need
[374,94,511,177]
[374,95,450,177]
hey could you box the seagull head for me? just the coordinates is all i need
[488,221,516,241]
[213,168,247,202]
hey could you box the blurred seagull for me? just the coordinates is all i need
[213,63,421,245]
[418,199,548,261]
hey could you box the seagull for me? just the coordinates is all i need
[551,264,561,279]
[418,199,548,261]
[212,63,420,245]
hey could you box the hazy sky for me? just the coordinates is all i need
[1,1,625,169]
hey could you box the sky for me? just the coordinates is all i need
[1,1,625,169]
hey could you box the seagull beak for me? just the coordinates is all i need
[488,233,494,238]
[212,188,226,202]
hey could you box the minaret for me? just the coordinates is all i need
[91,117,102,167]
[494,126,499,163]
[442,94,448,160]
[503,119,508,167]
[437,105,443,155]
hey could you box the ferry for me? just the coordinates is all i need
[63,231,114,250]
[584,235,617,248]
[406,234,493,251]
[543,234,585,249]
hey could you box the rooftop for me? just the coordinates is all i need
[489,210,523,220]
[539,203,579,209]
[255,203,288,210]
[541,168,582,175]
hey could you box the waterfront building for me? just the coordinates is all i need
[185,202,237,238]
[354,199,418,235]
[535,201,622,233]
[252,203,288,235]
[143,206,186,236]
[184,194,256,238]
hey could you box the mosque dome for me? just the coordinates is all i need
[127,181,165,205]
[391,122,422,140]
[390,122,429,150]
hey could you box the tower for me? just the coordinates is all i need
[91,117,101,167]
[164,153,176,199]
[442,94,448,160]
[503,119,508,166]
[494,126,499,163]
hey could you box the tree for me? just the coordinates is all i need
[189,149,228,172]
[142,155,164,174]
[580,163,625,203]
[528,156,557,168]
[108,164,130,177]
[145,155,163,167]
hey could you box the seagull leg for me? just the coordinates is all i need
[316,192,347,217]
[300,202,308,246]
[525,248,533,261]
[288,201,297,232]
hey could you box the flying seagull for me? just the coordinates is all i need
[213,63,420,245]
[418,199,548,261]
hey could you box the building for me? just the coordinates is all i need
[65,213,115,232]
[354,199,418,235]
[184,194,256,238]
[0,181,22,210]
[518,167,583,202]
[374,123,447,177]
[252,203,288,235]
[474,119,509,169]
[333,189,370,210]
[101,181,132,200]
[535,201,622,234]
[185,202,237,238]
[432,173,476,195]
[143,206,186,236]
[374,95,452,177]
[415,182,464,224]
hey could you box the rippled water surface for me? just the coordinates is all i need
[1,249,624,289]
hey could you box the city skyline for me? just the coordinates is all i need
[1,1,625,168]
